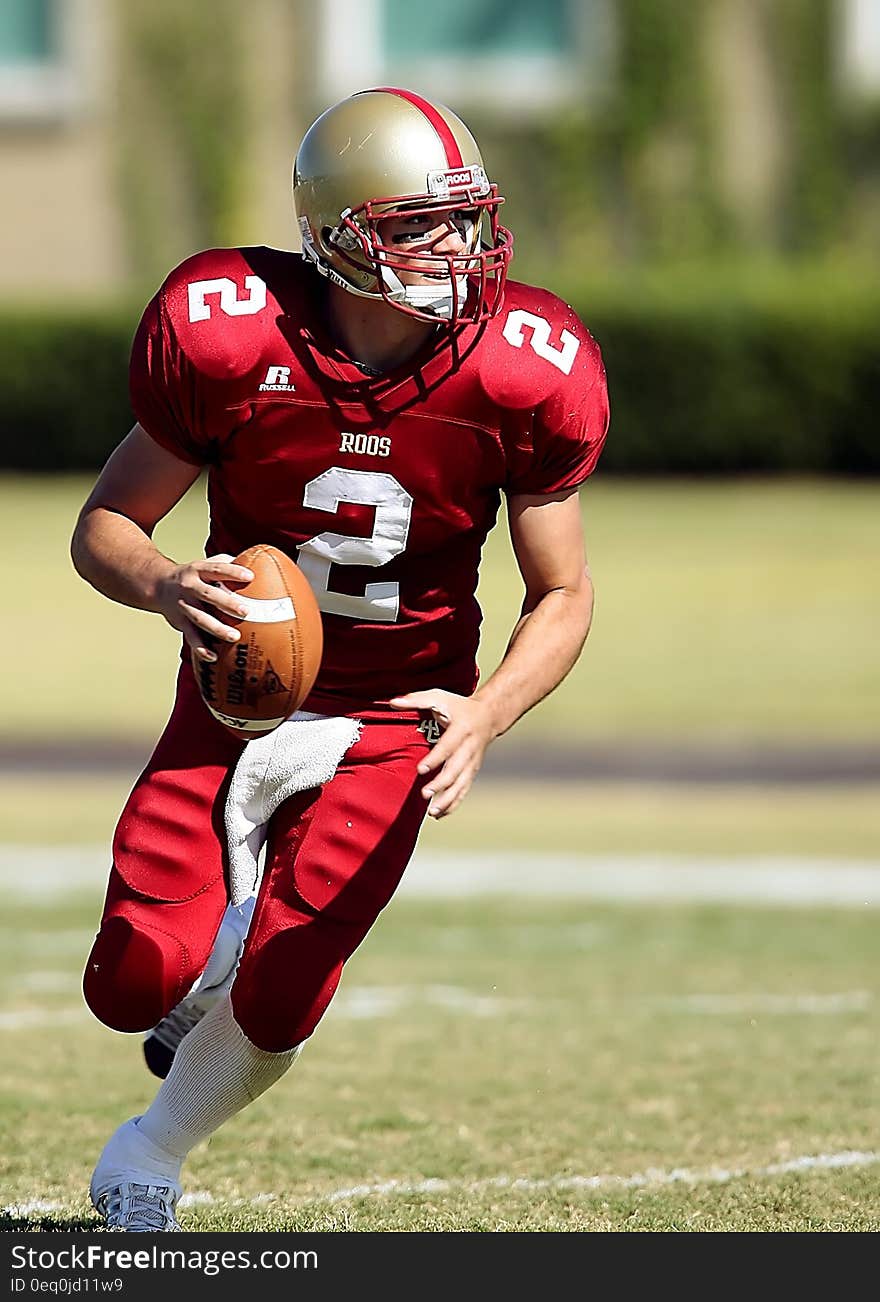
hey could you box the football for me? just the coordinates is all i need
[192,544,323,740]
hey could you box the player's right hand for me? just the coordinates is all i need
[155,554,255,663]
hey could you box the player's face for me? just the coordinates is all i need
[376,206,477,283]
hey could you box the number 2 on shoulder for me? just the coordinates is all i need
[502,308,580,375]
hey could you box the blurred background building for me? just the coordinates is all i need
[2,0,876,479]
[2,7,878,1234]
[2,0,879,300]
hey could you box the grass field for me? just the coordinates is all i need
[3,473,876,1234]
[3,474,879,744]
[1,871,878,1232]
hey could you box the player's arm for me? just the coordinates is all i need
[390,486,592,818]
[477,486,593,735]
[70,423,254,663]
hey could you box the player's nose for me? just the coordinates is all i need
[432,223,468,256]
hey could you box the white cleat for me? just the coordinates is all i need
[143,896,255,1079]
[90,1117,183,1232]
[93,1181,181,1232]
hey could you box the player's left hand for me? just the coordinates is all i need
[388,690,496,819]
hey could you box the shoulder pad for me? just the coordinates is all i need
[158,247,277,381]
[478,280,602,410]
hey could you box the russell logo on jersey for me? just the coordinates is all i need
[259,366,297,392]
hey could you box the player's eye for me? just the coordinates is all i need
[394,217,435,244]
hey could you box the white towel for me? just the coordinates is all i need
[224,711,361,907]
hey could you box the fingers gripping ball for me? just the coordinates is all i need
[193,544,323,740]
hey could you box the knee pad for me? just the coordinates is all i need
[232,926,345,1052]
[83,916,190,1033]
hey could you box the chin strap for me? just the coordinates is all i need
[380,265,469,320]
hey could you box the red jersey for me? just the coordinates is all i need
[129,246,609,711]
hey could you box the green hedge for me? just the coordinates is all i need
[0,312,133,472]
[1,275,877,473]
[584,285,879,473]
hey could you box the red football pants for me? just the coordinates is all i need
[83,664,431,1051]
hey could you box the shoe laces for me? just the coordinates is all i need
[97,1181,181,1231]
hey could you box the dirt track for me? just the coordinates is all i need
[3,738,879,784]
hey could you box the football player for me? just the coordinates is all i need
[71,86,609,1231]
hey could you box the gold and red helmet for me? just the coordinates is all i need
[292,87,513,323]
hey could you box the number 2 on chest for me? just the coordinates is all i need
[297,467,413,621]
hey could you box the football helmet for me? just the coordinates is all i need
[292,87,513,323]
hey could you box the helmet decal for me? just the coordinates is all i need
[426,166,491,200]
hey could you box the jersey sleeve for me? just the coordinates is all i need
[505,327,609,497]
[128,289,215,465]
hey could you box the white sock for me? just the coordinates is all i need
[137,994,301,1160]
[190,895,256,995]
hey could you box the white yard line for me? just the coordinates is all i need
[0,1007,89,1030]
[1,982,872,1032]
[9,971,81,992]
[0,988,526,1031]
[315,1150,880,1203]
[2,1200,66,1216]
[403,854,880,906]
[5,1150,879,1221]
[5,847,880,906]
[330,984,530,1019]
